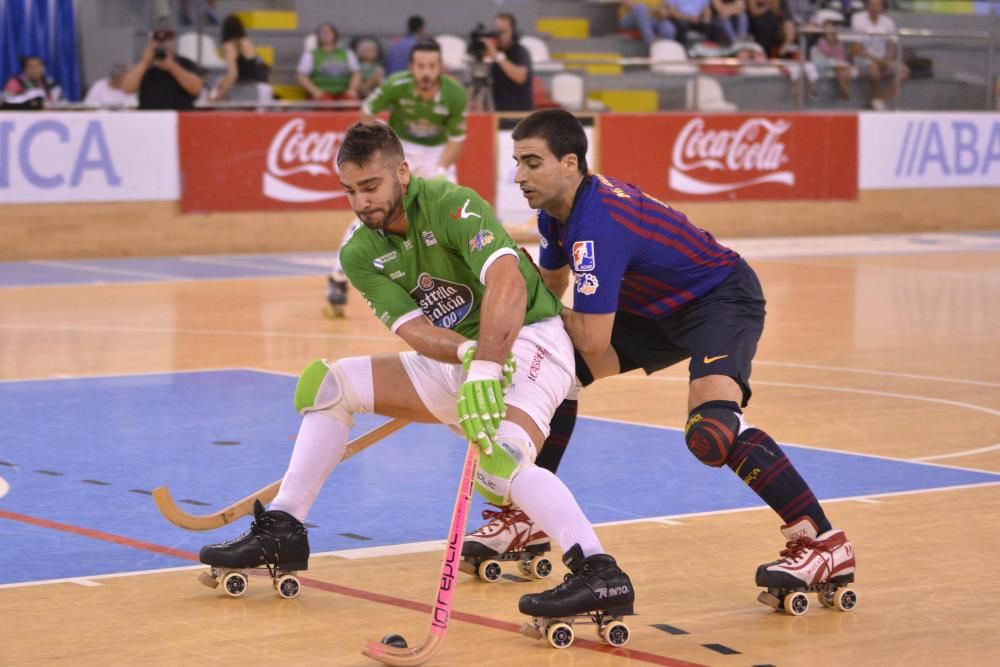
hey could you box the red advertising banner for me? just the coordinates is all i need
[179,112,496,213]
[598,113,858,201]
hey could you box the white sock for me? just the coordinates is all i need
[270,413,350,522]
[510,458,604,558]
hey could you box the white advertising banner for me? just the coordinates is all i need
[859,112,1000,190]
[495,124,595,228]
[0,111,179,204]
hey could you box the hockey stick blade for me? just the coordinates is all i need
[153,418,409,531]
[361,443,479,666]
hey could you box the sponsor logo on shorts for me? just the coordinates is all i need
[575,272,599,296]
[527,345,550,382]
[409,272,474,329]
[572,240,595,272]
[421,231,437,246]
[468,229,495,252]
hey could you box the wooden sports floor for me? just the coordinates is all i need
[1,233,998,666]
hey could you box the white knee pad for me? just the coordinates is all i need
[293,356,374,428]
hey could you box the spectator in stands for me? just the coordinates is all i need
[120,29,204,110]
[483,12,534,111]
[850,0,907,111]
[713,0,750,45]
[354,38,385,98]
[385,15,426,76]
[666,0,719,47]
[619,1,677,48]
[210,14,267,102]
[2,55,63,110]
[297,23,361,100]
[811,11,854,99]
[747,0,795,56]
[83,64,137,107]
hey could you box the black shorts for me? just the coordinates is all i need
[575,259,766,406]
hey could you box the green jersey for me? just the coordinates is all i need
[362,71,467,147]
[340,178,562,340]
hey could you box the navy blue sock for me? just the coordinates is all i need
[727,427,832,533]
[536,399,577,474]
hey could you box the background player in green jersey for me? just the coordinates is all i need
[326,39,468,317]
[200,122,635,628]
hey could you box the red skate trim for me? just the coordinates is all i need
[470,504,548,551]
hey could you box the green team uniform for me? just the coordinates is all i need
[362,72,468,147]
[340,177,561,339]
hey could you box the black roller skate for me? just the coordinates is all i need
[198,499,309,599]
[518,545,635,649]
[756,516,858,616]
[460,504,553,583]
[323,274,348,319]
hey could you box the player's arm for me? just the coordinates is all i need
[395,316,470,363]
[561,309,619,379]
[540,265,570,299]
[359,74,393,122]
[476,255,526,363]
[437,82,468,171]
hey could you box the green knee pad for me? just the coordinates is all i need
[474,436,531,505]
[293,359,354,427]
[294,359,334,414]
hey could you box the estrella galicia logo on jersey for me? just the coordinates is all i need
[572,240,595,272]
[421,231,437,246]
[575,272,599,296]
[469,230,495,252]
[373,250,398,271]
[410,273,474,329]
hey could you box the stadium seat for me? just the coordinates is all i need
[686,76,737,111]
[434,34,469,73]
[521,35,564,72]
[177,32,226,70]
[650,39,697,75]
[550,72,607,111]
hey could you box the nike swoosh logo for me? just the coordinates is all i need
[703,354,729,364]
[460,199,481,219]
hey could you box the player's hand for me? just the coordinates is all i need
[459,342,516,393]
[457,361,505,455]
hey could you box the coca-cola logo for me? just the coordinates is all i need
[262,118,348,203]
[669,117,796,195]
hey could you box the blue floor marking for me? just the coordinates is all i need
[0,253,336,288]
[1,370,997,586]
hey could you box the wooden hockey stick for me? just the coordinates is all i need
[361,443,479,666]
[152,418,409,531]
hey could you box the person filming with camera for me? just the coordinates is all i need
[479,12,533,111]
[120,28,204,110]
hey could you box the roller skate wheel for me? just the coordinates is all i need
[275,574,300,599]
[530,556,553,579]
[478,559,503,583]
[834,587,858,612]
[222,571,248,597]
[601,620,630,647]
[198,571,219,589]
[546,622,574,649]
[783,591,810,616]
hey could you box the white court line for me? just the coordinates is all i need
[28,260,179,281]
[754,360,1000,389]
[180,256,326,276]
[914,443,1000,462]
[615,374,1000,419]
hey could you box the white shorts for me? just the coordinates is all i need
[401,140,457,183]
[399,316,575,438]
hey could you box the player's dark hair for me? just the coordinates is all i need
[406,15,425,35]
[220,14,246,42]
[512,109,588,174]
[337,122,405,169]
[409,39,441,63]
[19,55,42,70]
[497,12,517,33]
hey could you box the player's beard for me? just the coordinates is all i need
[416,76,437,93]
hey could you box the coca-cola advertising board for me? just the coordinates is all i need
[599,114,857,201]
[179,112,495,212]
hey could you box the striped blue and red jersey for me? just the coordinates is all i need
[537,173,739,318]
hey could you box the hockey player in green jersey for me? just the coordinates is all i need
[200,122,635,635]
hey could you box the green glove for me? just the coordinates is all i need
[459,342,516,394]
[457,361,505,455]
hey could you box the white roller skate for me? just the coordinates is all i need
[460,504,553,583]
[756,516,857,615]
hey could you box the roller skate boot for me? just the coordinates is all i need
[323,273,348,319]
[460,504,553,582]
[198,499,309,599]
[756,516,857,615]
[519,545,634,649]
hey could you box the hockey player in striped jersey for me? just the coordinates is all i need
[506,109,856,616]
